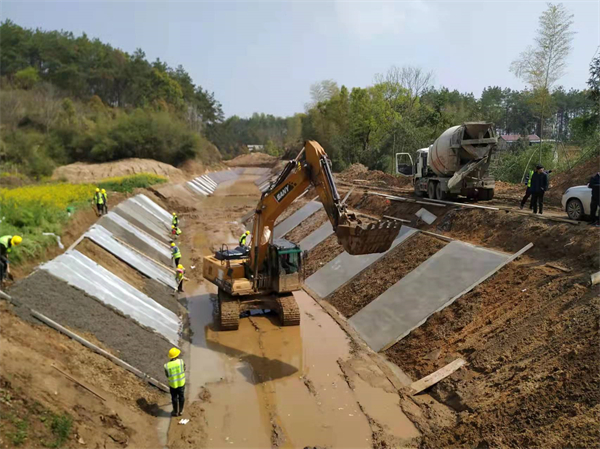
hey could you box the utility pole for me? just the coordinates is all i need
[391,132,396,175]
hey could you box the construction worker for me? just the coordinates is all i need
[93,188,105,215]
[0,235,22,287]
[530,164,548,214]
[164,348,185,417]
[171,225,182,239]
[176,264,185,293]
[101,189,108,215]
[520,167,535,210]
[588,171,600,225]
[172,212,179,227]
[239,230,251,248]
[171,242,181,267]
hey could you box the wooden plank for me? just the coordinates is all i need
[410,358,466,394]
[31,310,170,393]
[381,242,533,352]
[545,263,572,273]
[591,271,600,286]
[51,364,106,401]
[418,230,455,242]
[382,215,411,224]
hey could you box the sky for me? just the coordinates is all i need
[2,0,599,118]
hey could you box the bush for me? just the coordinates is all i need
[98,173,167,193]
[493,143,556,183]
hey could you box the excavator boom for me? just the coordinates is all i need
[250,141,401,272]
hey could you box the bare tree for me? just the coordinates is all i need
[375,65,434,113]
[305,79,340,110]
[510,2,575,166]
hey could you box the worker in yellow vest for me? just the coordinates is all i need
[93,188,105,216]
[0,235,22,287]
[175,264,185,293]
[239,230,251,248]
[520,168,534,210]
[101,189,108,214]
[172,212,179,227]
[171,225,182,240]
[171,242,181,267]
[164,348,185,417]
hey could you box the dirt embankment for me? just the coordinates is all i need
[53,158,187,183]
[224,152,280,168]
[285,209,328,243]
[0,302,164,449]
[337,163,411,188]
[386,264,599,449]
[303,234,344,278]
[327,234,446,317]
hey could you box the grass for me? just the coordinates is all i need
[98,173,167,193]
[0,172,166,265]
[7,416,28,446]
[45,413,72,448]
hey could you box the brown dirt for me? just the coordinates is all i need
[385,264,599,449]
[547,155,600,204]
[0,302,164,449]
[224,152,280,168]
[337,163,411,188]
[8,270,173,382]
[303,234,344,278]
[52,158,187,183]
[327,234,446,317]
[285,209,328,243]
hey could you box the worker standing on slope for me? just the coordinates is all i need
[239,230,251,248]
[93,188,105,216]
[171,242,182,267]
[0,235,22,288]
[172,212,179,227]
[164,348,185,417]
[520,167,535,210]
[588,171,600,226]
[175,264,185,293]
[171,225,182,239]
[530,164,548,214]
[101,189,108,215]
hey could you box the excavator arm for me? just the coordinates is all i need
[249,141,402,275]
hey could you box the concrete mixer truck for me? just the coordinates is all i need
[395,122,498,201]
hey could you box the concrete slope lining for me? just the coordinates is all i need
[200,175,217,188]
[273,201,323,240]
[305,226,417,299]
[40,250,181,345]
[130,195,171,225]
[114,200,171,238]
[112,204,169,244]
[99,213,172,266]
[86,225,177,289]
[349,241,510,352]
[187,181,207,196]
[298,222,334,252]
[189,179,211,195]
[194,177,216,193]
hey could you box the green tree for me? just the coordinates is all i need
[14,66,40,89]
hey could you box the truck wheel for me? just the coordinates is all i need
[435,183,448,201]
[414,184,425,197]
[477,189,494,201]
[427,181,437,199]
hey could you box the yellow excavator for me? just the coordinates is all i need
[203,141,402,330]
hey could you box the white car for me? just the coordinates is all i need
[561,185,593,220]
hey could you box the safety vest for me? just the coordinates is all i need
[239,234,248,246]
[527,170,534,188]
[0,235,12,254]
[164,358,185,388]
[95,192,104,205]
[172,215,178,226]
[176,269,185,282]
[102,193,108,203]
[172,246,181,259]
[172,227,181,236]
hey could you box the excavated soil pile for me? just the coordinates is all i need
[548,155,599,203]
[53,158,187,183]
[439,209,599,271]
[225,152,280,168]
[386,264,599,448]
[75,238,180,314]
[9,270,172,381]
[304,234,344,278]
[337,163,411,188]
[285,210,328,243]
[327,234,446,317]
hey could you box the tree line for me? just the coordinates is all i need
[0,20,223,178]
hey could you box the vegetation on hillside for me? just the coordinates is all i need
[0,20,223,178]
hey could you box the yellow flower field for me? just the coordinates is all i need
[0,183,95,210]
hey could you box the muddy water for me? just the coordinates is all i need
[181,174,419,448]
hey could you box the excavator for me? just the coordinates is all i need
[202,141,402,330]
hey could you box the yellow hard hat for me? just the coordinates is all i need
[101,189,106,193]
[172,212,177,216]
[95,188,100,192]
[168,347,181,359]
[11,235,23,246]
[172,225,175,229]
[245,231,250,235]
[171,242,176,247]
[177,264,184,269]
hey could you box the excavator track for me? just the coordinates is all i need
[277,295,301,326]
[218,290,240,331]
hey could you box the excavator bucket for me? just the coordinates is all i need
[336,219,403,255]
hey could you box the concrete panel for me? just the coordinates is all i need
[190,179,211,195]
[273,201,323,240]
[200,175,217,188]
[115,200,170,239]
[99,212,172,266]
[349,241,510,352]
[41,250,181,345]
[187,181,207,196]
[86,225,177,289]
[112,204,169,244]
[133,194,171,224]
[194,178,215,193]
[305,226,417,299]
[298,222,333,252]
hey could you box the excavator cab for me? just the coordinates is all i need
[268,239,303,293]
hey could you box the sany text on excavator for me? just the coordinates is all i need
[202,141,402,330]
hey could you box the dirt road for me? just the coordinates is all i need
[165,175,420,448]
